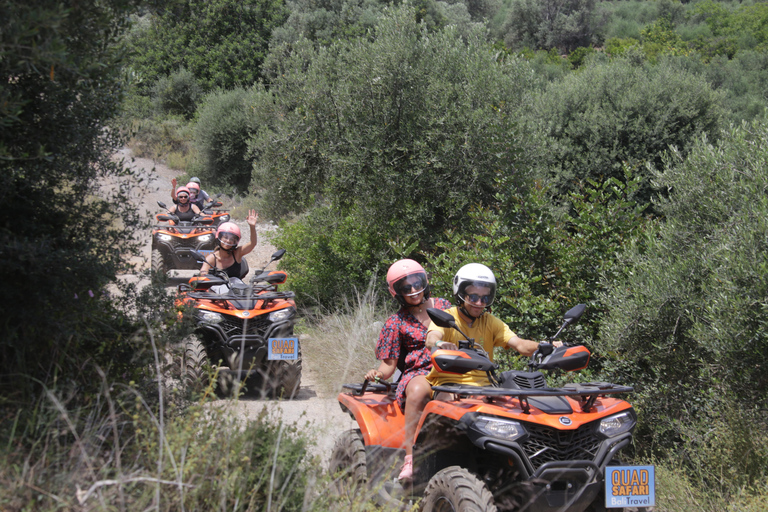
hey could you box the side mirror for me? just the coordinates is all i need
[157,201,167,210]
[427,308,458,329]
[190,251,207,265]
[563,304,586,325]
[271,249,286,262]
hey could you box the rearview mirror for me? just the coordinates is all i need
[427,308,457,329]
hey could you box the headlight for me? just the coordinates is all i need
[598,410,636,438]
[197,311,223,324]
[198,234,212,242]
[269,308,294,323]
[158,234,172,242]
[219,215,230,222]
[473,415,526,441]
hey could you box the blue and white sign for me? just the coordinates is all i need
[268,337,299,360]
[605,466,655,508]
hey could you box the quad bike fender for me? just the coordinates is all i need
[337,392,405,449]
[416,395,634,432]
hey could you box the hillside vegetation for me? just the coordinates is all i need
[2,0,767,509]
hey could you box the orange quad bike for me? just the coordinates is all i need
[151,201,216,276]
[331,305,645,512]
[199,194,231,228]
[175,249,301,398]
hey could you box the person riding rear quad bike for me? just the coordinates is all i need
[175,249,301,398]
[331,304,642,512]
[151,200,215,277]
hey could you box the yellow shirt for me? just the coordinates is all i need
[425,307,515,387]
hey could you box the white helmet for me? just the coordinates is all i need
[453,263,496,315]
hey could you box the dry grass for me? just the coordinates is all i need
[299,281,390,398]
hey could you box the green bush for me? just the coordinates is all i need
[150,68,203,119]
[499,0,609,52]
[123,0,289,91]
[254,6,540,306]
[194,87,270,192]
[598,118,768,492]
[527,55,725,205]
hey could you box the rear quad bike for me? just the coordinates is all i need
[201,195,231,228]
[151,201,216,276]
[331,305,640,512]
[176,249,301,398]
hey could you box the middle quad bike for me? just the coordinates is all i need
[331,305,639,512]
[175,249,301,398]
[151,201,216,276]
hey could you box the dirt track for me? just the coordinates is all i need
[118,148,356,465]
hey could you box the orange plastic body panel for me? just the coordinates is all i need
[338,391,406,449]
[417,394,633,433]
[339,388,632,448]
[177,295,296,317]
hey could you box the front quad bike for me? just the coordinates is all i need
[331,305,643,512]
[176,249,301,398]
[151,201,216,276]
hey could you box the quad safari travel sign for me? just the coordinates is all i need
[268,337,299,360]
[605,465,656,508]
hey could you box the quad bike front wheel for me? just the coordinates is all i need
[151,249,166,277]
[329,429,368,502]
[421,466,497,512]
[261,343,302,398]
[181,334,209,394]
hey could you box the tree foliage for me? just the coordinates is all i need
[528,55,725,204]
[0,0,147,393]
[254,6,540,304]
[193,86,269,191]
[499,0,608,53]
[125,0,289,91]
[598,119,768,489]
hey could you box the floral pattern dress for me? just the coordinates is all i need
[376,297,452,411]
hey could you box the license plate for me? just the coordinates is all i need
[605,465,655,508]
[268,338,298,360]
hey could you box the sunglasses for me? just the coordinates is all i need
[178,194,189,199]
[465,293,492,305]
[400,283,425,294]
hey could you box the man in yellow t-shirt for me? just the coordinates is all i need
[425,263,555,387]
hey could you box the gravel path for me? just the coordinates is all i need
[118,148,356,465]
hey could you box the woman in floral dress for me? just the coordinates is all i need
[365,259,451,481]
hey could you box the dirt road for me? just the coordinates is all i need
[119,149,356,465]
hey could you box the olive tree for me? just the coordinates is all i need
[251,6,540,304]
[598,120,768,489]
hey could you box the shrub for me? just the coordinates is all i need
[150,68,203,119]
[598,119,768,491]
[527,55,725,205]
[194,87,270,192]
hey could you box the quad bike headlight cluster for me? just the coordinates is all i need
[197,310,224,324]
[473,415,527,441]
[198,234,213,242]
[598,410,636,438]
[219,215,230,222]
[269,308,295,323]
[158,234,172,242]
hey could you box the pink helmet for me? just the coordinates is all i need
[186,182,200,194]
[216,222,241,247]
[176,186,191,200]
[386,259,430,305]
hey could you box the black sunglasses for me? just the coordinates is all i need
[465,293,492,305]
[178,194,189,199]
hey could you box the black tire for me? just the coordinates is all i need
[421,466,497,512]
[265,344,302,398]
[329,429,368,501]
[151,249,166,276]
[181,334,208,394]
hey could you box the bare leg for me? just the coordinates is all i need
[403,375,432,456]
